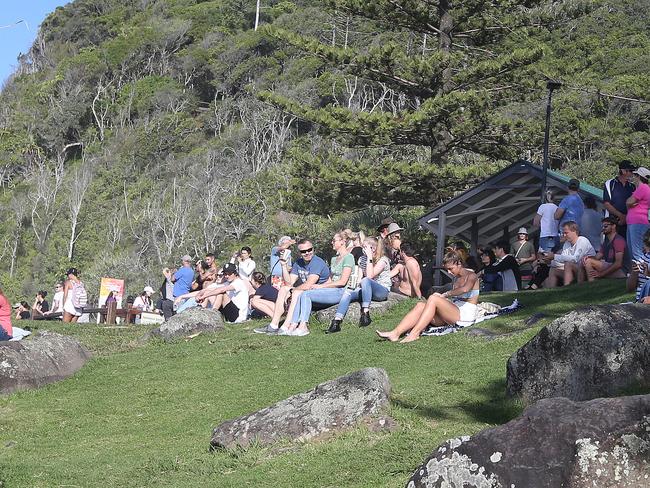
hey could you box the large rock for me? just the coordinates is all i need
[315,292,409,323]
[210,367,391,450]
[507,305,650,404]
[406,394,650,488]
[149,307,225,342]
[0,331,91,394]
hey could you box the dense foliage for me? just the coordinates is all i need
[0,0,648,299]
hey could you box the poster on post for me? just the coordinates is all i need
[99,278,125,308]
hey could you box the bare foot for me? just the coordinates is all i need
[375,330,398,342]
[400,334,420,343]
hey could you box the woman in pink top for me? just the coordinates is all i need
[0,288,13,341]
[626,167,650,261]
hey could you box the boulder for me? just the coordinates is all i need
[149,307,225,342]
[507,304,650,403]
[315,292,409,323]
[0,331,91,394]
[406,394,650,488]
[210,367,391,450]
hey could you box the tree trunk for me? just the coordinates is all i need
[431,0,454,165]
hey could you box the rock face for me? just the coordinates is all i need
[0,331,91,394]
[507,305,650,403]
[315,291,409,323]
[406,395,650,488]
[210,367,391,450]
[150,307,225,341]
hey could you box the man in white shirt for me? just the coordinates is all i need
[196,263,250,323]
[542,221,595,287]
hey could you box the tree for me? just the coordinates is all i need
[67,157,93,261]
[259,0,593,209]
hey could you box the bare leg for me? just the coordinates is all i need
[211,294,225,310]
[544,268,561,288]
[376,302,426,342]
[563,262,577,286]
[280,289,303,332]
[63,312,73,323]
[269,286,291,327]
[251,297,275,318]
[401,296,460,343]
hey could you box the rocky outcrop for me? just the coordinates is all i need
[149,307,225,342]
[0,331,91,394]
[406,395,650,488]
[210,367,391,450]
[507,305,650,403]
[315,291,409,323]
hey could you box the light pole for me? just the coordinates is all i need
[540,80,562,203]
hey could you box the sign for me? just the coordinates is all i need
[99,278,125,308]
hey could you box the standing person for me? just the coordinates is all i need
[376,251,479,343]
[43,282,64,319]
[31,291,50,319]
[512,228,536,283]
[231,247,256,281]
[283,231,355,337]
[626,167,650,261]
[253,238,330,335]
[0,288,12,341]
[481,241,521,291]
[534,190,559,251]
[63,268,85,323]
[195,263,249,323]
[328,236,392,333]
[555,179,584,230]
[581,196,603,251]
[269,236,295,288]
[583,217,627,282]
[603,160,635,238]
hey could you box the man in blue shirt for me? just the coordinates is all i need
[603,160,635,238]
[254,238,330,335]
[555,179,585,230]
[171,255,194,298]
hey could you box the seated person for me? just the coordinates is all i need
[31,291,50,320]
[15,301,31,320]
[627,229,650,302]
[480,240,521,291]
[478,247,501,292]
[389,240,423,298]
[376,251,479,343]
[542,221,595,288]
[195,263,249,323]
[250,272,279,319]
[43,283,64,319]
[583,217,626,282]
[253,238,330,335]
[133,286,155,312]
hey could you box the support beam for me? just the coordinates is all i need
[470,217,478,256]
[435,212,447,286]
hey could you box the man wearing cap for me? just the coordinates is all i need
[171,255,194,298]
[195,263,249,323]
[603,160,636,238]
[555,179,584,230]
[512,227,536,282]
[269,236,295,288]
[583,217,627,282]
[626,166,650,261]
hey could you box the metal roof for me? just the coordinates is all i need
[417,160,603,246]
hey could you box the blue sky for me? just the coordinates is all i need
[0,1,70,85]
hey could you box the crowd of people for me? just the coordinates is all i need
[1,161,649,343]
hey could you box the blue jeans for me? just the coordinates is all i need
[292,288,346,324]
[637,278,650,302]
[627,224,650,261]
[176,297,198,314]
[539,236,558,252]
[360,278,390,308]
[0,327,12,341]
[335,289,361,319]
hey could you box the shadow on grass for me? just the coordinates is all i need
[391,397,452,421]
[457,379,523,426]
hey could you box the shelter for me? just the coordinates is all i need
[417,160,603,284]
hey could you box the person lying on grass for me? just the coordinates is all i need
[376,251,479,343]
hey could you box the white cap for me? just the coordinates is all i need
[144,286,154,294]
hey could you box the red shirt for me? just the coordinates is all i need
[0,294,13,338]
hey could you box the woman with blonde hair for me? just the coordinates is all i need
[376,251,479,343]
[327,236,392,333]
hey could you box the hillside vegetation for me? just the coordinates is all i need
[0,0,648,298]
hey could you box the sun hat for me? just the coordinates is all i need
[386,223,404,235]
[517,227,528,235]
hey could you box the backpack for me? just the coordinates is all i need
[71,281,88,308]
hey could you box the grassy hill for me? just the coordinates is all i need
[0,280,638,487]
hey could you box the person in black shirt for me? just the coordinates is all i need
[250,272,279,320]
[31,290,50,320]
[481,240,521,291]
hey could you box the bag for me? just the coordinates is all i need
[347,265,362,290]
[71,281,88,308]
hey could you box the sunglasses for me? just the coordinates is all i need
[299,247,314,254]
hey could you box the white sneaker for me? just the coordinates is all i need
[276,328,292,336]
[291,328,310,337]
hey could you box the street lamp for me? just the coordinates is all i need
[540,80,562,203]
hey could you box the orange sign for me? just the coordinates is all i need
[99,278,125,307]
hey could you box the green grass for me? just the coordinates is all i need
[0,280,634,487]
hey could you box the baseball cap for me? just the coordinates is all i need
[633,167,650,179]
[568,178,580,190]
[143,286,154,294]
[222,263,238,276]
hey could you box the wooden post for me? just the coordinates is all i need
[106,301,117,325]
[435,212,447,286]
[470,217,479,256]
